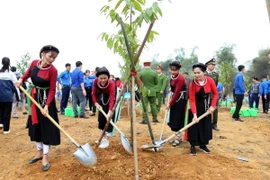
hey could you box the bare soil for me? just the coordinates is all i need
[0,103,270,180]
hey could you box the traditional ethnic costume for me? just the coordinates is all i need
[188,76,218,154]
[167,73,187,146]
[22,60,60,146]
[92,78,116,148]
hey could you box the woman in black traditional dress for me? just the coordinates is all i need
[166,61,187,146]
[92,67,116,148]
[188,63,218,155]
[15,45,60,171]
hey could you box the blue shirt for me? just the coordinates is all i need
[71,68,84,87]
[259,80,267,96]
[234,73,245,95]
[217,82,224,92]
[264,80,270,94]
[57,70,71,86]
[84,75,96,87]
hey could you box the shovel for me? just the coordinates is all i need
[155,93,172,144]
[19,86,97,166]
[98,108,133,154]
[142,111,210,149]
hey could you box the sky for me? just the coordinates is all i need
[0,0,269,77]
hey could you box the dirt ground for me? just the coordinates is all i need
[0,102,270,180]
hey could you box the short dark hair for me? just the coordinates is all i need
[65,63,71,67]
[252,77,258,81]
[75,61,82,67]
[238,65,245,72]
[184,72,188,75]
[10,66,16,72]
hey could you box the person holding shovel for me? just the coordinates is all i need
[188,63,218,156]
[92,67,116,148]
[15,45,60,171]
[166,61,187,146]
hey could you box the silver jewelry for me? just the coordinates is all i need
[37,60,52,70]
[97,81,109,89]
[171,73,180,80]
[194,78,207,86]
[101,94,110,105]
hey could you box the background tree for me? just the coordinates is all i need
[16,53,31,74]
[174,46,199,75]
[215,44,237,96]
[246,49,270,80]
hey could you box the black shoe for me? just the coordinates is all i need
[60,112,64,115]
[74,115,78,118]
[139,121,147,124]
[199,146,211,154]
[212,126,220,131]
[153,119,159,123]
[234,118,244,122]
[29,157,42,164]
[80,115,89,119]
[12,116,19,119]
[22,112,27,115]
[190,146,196,156]
[42,163,51,171]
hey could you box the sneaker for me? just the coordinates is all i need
[199,146,210,154]
[190,146,196,156]
[153,119,159,123]
[0,124,3,128]
[3,130,10,134]
[99,138,109,148]
[12,116,19,119]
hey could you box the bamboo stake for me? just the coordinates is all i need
[132,76,139,180]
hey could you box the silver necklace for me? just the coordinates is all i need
[97,81,109,89]
[171,73,180,80]
[37,60,52,70]
[194,78,207,86]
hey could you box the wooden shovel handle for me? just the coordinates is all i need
[19,86,80,147]
[162,111,210,144]
[98,108,124,136]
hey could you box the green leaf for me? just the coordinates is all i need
[107,38,114,49]
[133,1,143,12]
[137,0,145,5]
[152,2,162,16]
[115,0,123,10]
[142,12,150,23]
[146,8,153,17]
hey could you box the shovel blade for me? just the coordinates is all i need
[120,135,133,154]
[73,143,97,166]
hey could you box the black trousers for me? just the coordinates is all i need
[0,102,12,131]
[262,94,267,112]
[85,87,96,113]
[265,93,270,113]
[233,95,244,119]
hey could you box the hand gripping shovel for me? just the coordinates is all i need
[20,86,97,166]
[98,108,133,154]
[142,111,210,149]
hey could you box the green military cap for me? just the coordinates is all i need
[205,58,216,65]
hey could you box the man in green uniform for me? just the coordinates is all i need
[139,60,158,124]
[205,58,220,131]
[156,65,168,113]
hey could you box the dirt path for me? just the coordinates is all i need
[0,104,270,180]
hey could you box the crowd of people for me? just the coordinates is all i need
[1,44,267,171]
